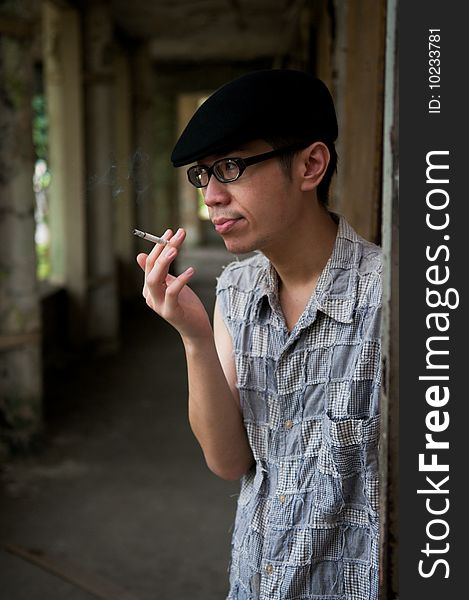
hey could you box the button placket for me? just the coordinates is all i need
[260,561,282,600]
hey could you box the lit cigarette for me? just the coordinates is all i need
[133,229,169,246]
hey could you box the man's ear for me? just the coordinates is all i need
[298,142,330,192]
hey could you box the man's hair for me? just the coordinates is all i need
[264,136,338,205]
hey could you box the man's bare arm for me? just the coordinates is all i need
[136,229,253,480]
[184,299,253,480]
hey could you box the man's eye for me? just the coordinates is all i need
[224,161,237,172]
[214,160,237,180]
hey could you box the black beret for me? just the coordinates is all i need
[171,69,338,167]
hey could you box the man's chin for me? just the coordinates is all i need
[222,237,257,256]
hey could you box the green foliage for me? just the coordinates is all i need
[197,189,209,220]
[32,94,48,161]
[36,242,51,280]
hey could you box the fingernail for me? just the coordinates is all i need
[174,228,183,238]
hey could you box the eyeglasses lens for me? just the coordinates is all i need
[189,166,209,188]
[214,159,240,182]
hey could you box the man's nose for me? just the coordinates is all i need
[202,175,231,207]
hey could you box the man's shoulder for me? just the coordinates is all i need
[335,216,382,310]
[352,235,383,309]
[216,252,268,293]
[333,213,382,276]
[357,236,383,276]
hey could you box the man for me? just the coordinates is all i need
[137,70,381,600]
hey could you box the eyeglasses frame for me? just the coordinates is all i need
[186,143,310,188]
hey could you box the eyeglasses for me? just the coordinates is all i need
[186,144,308,188]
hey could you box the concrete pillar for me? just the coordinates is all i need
[43,1,87,344]
[83,0,119,351]
[379,0,398,595]
[131,42,158,246]
[314,0,386,243]
[114,44,138,299]
[153,84,177,235]
[314,1,335,90]
[0,4,42,454]
[176,94,203,247]
[329,0,386,243]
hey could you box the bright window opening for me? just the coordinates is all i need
[32,93,51,280]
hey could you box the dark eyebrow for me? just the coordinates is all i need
[230,145,249,154]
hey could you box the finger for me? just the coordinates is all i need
[167,227,186,250]
[136,253,148,271]
[164,267,195,311]
[137,254,149,297]
[145,228,173,277]
[146,245,178,302]
[145,228,173,276]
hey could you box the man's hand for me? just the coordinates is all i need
[136,228,212,342]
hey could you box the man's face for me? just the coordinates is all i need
[199,139,306,255]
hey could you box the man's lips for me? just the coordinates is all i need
[212,217,243,234]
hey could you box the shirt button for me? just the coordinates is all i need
[278,494,286,503]
[265,564,273,574]
[284,419,293,430]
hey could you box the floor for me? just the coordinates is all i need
[0,245,242,600]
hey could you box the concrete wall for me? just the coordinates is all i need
[315,0,386,244]
[0,1,43,456]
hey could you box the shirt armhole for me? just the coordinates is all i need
[213,297,240,408]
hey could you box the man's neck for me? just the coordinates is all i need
[260,204,337,332]
[264,204,338,291]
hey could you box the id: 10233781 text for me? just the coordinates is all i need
[428,29,441,114]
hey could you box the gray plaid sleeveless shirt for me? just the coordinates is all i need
[216,215,381,600]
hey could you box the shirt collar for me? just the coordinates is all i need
[256,214,363,325]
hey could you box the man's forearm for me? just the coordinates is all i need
[135,228,251,479]
[183,336,254,480]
